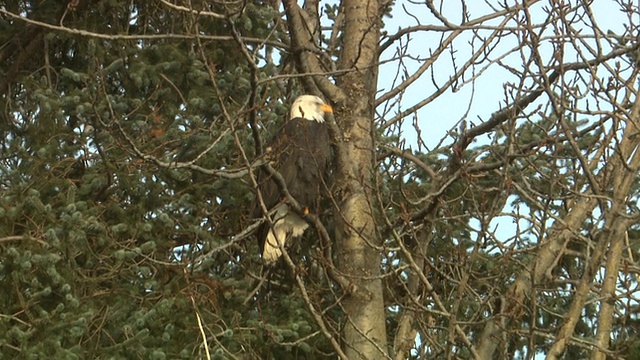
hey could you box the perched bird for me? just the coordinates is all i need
[253,95,333,263]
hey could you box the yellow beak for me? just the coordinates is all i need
[321,104,333,113]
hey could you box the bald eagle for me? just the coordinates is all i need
[253,95,333,263]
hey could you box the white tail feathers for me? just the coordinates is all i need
[262,204,309,263]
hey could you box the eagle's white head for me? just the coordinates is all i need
[290,95,333,123]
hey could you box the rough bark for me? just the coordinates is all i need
[584,96,640,360]
[332,0,388,358]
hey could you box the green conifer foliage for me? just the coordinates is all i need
[0,1,324,358]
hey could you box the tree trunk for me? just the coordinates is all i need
[333,0,388,358]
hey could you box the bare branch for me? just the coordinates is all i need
[282,0,346,103]
[0,8,286,48]
[159,0,226,19]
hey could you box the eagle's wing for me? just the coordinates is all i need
[253,118,331,257]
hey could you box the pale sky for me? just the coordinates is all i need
[377,0,630,150]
